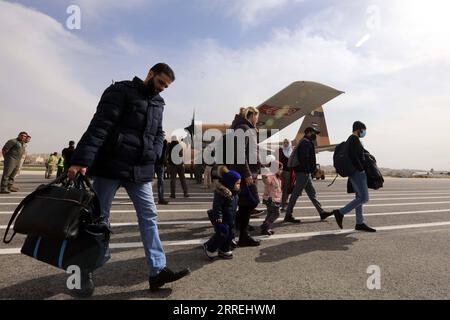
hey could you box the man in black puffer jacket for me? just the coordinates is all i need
[285,127,332,223]
[68,63,190,296]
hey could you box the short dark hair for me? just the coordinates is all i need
[151,63,175,81]
[353,121,367,132]
[69,140,75,146]
[19,131,28,136]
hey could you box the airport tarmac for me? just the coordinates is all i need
[0,174,449,300]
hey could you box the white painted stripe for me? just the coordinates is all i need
[2,209,450,230]
[3,189,450,197]
[2,201,450,215]
[2,220,449,255]
[1,196,450,206]
[2,191,450,200]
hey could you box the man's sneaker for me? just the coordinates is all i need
[184,193,190,198]
[9,186,19,192]
[320,211,333,221]
[0,190,11,194]
[284,215,301,224]
[333,210,344,229]
[149,267,191,291]
[203,243,216,261]
[218,250,233,259]
[231,239,238,250]
[355,223,377,232]
[170,194,176,199]
[158,199,169,205]
[238,235,261,247]
[71,271,95,298]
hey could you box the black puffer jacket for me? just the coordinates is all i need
[71,77,165,182]
[295,137,317,174]
[228,114,261,179]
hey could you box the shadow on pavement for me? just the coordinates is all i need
[0,245,209,300]
[255,233,358,263]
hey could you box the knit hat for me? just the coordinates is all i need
[222,170,241,190]
[353,121,366,132]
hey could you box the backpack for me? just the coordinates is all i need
[287,146,300,169]
[333,141,356,177]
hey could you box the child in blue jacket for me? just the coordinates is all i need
[203,167,241,260]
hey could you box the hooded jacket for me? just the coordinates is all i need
[208,182,239,223]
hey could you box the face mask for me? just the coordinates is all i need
[359,130,366,138]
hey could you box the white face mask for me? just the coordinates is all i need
[359,130,367,138]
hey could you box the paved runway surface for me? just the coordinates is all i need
[1,174,449,300]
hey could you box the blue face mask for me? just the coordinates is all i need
[359,130,366,138]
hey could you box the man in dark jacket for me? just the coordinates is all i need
[332,121,376,232]
[62,140,75,172]
[167,136,189,198]
[285,127,332,223]
[155,139,169,204]
[68,63,190,296]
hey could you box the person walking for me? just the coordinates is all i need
[285,127,332,223]
[229,107,261,247]
[203,167,241,260]
[68,63,190,297]
[62,141,76,172]
[167,136,189,198]
[1,132,28,193]
[278,139,293,212]
[331,121,376,232]
[260,160,283,236]
[155,139,169,205]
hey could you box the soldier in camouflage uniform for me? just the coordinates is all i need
[1,132,28,193]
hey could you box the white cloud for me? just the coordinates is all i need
[0,2,99,153]
[210,0,305,27]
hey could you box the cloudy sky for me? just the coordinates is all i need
[1,0,450,170]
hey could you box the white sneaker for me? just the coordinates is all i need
[203,243,216,260]
[218,250,233,259]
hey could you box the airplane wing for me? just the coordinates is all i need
[256,81,344,131]
[315,144,338,153]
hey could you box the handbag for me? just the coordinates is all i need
[20,222,111,272]
[3,173,98,244]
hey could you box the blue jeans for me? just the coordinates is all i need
[155,164,165,201]
[93,176,166,277]
[339,171,369,225]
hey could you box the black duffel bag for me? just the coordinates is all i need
[3,173,97,244]
[21,222,111,272]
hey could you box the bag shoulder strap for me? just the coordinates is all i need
[3,191,36,244]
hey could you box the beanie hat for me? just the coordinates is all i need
[353,121,366,132]
[222,170,241,190]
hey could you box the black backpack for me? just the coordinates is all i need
[333,141,356,177]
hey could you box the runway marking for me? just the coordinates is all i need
[1,196,450,207]
[3,190,450,197]
[2,201,450,215]
[1,209,450,230]
[1,220,450,255]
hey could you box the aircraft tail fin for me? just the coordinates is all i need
[294,106,331,147]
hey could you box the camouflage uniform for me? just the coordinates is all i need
[1,139,25,192]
